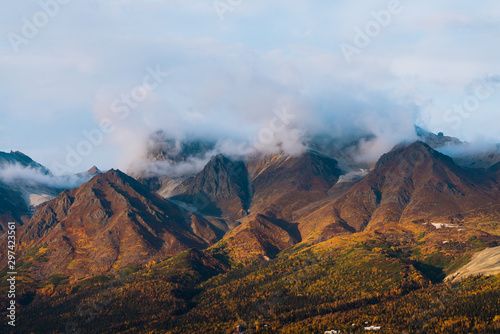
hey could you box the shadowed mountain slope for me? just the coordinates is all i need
[168,154,252,219]
[247,150,343,221]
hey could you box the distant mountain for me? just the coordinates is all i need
[415,125,462,148]
[10,169,225,279]
[306,134,372,172]
[0,151,60,234]
[415,126,500,169]
[451,144,500,169]
[145,131,216,164]
[0,150,51,174]
[76,165,102,177]
[131,132,216,187]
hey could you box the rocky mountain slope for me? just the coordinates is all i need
[299,142,500,242]
[247,150,342,221]
[168,154,252,219]
[7,170,225,279]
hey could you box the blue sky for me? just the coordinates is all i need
[1,0,500,173]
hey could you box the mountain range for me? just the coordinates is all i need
[1,127,500,333]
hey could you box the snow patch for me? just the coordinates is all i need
[29,194,54,207]
[338,169,369,183]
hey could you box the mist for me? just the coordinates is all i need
[91,40,422,176]
[0,164,93,189]
[1,1,499,174]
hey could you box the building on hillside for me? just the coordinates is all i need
[364,325,381,331]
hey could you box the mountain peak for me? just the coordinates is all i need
[97,168,126,179]
[207,153,237,169]
[86,169,137,189]
[375,141,451,170]
[209,153,226,163]
[167,154,251,218]
[400,140,436,156]
[87,166,101,175]
[77,166,103,177]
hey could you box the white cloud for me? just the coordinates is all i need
[0,164,91,189]
[0,0,499,172]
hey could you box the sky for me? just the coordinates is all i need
[0,0,500,174]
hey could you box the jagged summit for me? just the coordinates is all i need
[169,154,251,218]
[415,125,462,148]
[78,168,119,185]
[76,165,103,177]
[87,166,101,175]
